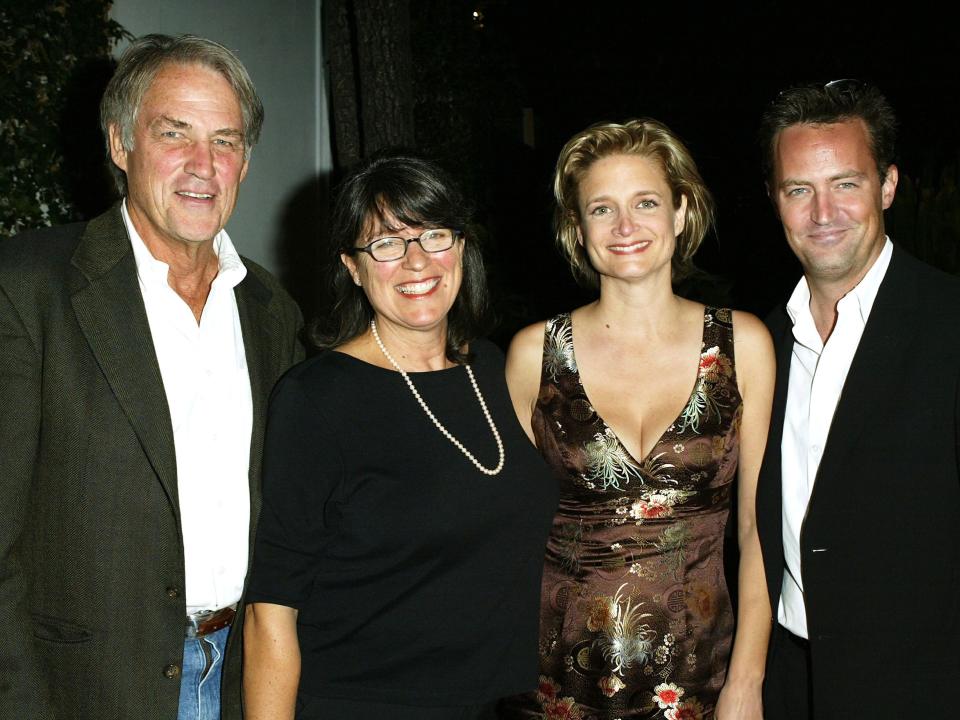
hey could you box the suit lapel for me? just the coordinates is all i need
[235,269,280,536]
[757,307,794,607]
[767,310,795,474]
[813,249,917,492]
[69,207,179,511]
[758,307,794,497]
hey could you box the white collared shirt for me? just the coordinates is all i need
[779,238,893,638]
[123,201,253,613]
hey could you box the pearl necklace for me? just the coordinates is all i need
[370,319,505,476]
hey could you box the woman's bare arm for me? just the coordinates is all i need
[505,322,546,444]
[716,311,775,720]
[243,602,301,720]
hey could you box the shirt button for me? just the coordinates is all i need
[810,444,822,456]
[163,664,181,679]
[166,586,180,599]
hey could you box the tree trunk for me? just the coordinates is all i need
[324,0,362,168]
[324,0,415,168]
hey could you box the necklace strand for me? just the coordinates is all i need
[370,319,505,476]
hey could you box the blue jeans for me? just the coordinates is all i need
[177,625,230,720]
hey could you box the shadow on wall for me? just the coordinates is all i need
[273,171,332,334]
[61,56,121,220]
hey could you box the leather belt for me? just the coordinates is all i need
[186,605,236,638]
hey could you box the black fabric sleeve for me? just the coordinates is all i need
[247,371,343,608]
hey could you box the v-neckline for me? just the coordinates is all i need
[567,306,708,465]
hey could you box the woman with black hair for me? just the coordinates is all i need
[242,151,556,720]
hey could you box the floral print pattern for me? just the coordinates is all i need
[628,488,693,523]
[537,675,584,720]
[597,674,626,697]
[595,583,656,674]
[664,698,706,720]
[500,308,742,720]
[653,682,684,709]
[582,428,644,490]
[544,314,578,381]
[675,345,735,434]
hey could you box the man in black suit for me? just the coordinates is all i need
[0,35,302,720]
[755,80,960,719]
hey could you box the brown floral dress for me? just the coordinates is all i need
[500,308,741,720]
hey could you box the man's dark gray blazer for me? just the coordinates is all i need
[0,205,303,720]
[756,247,960,718]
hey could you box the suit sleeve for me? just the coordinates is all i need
[0,281,53,717]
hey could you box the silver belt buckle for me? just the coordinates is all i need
[185,609,215,639]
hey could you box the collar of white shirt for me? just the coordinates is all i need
[785,237,893,350]
[121,199,248,292]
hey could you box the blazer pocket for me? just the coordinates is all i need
[32,614,94,644]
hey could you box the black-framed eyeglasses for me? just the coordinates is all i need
[346,228,461,262]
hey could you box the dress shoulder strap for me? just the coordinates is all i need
[540,312,576,388]
[702,306,737,376]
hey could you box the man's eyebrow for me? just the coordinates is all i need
[829,170,868,182]
[778,170,868,188]
[778,177,808,189]
[150,116,244,141]
[153,115,190,129]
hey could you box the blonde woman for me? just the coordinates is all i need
[500,120,774,720]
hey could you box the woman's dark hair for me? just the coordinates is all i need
[309,151,491,364]
[759,79,898,187]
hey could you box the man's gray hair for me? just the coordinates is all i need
[100,34,264,194]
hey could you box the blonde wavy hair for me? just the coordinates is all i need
[553,118,714,289]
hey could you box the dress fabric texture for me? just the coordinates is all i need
[500,308,741,720]
[246,339,557,712]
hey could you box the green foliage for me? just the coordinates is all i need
[0,1,128,237]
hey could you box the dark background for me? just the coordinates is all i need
[8,1,958,332]
[404,0,960,600]
[395,1,960,344]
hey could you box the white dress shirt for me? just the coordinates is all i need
[779,238,893,638]
[123,201,253,613]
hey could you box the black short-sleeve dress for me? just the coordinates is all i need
[246,339,557,718]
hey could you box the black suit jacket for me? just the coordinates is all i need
[0,206,303,720]
[756,247,960,718]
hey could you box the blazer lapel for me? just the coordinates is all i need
[757,306,795,607]
[235,269,281,537]
[69,207,179,512]
[766,309,795,473]
[813,248,917,490]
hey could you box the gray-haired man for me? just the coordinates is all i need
[0,34,302,720]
